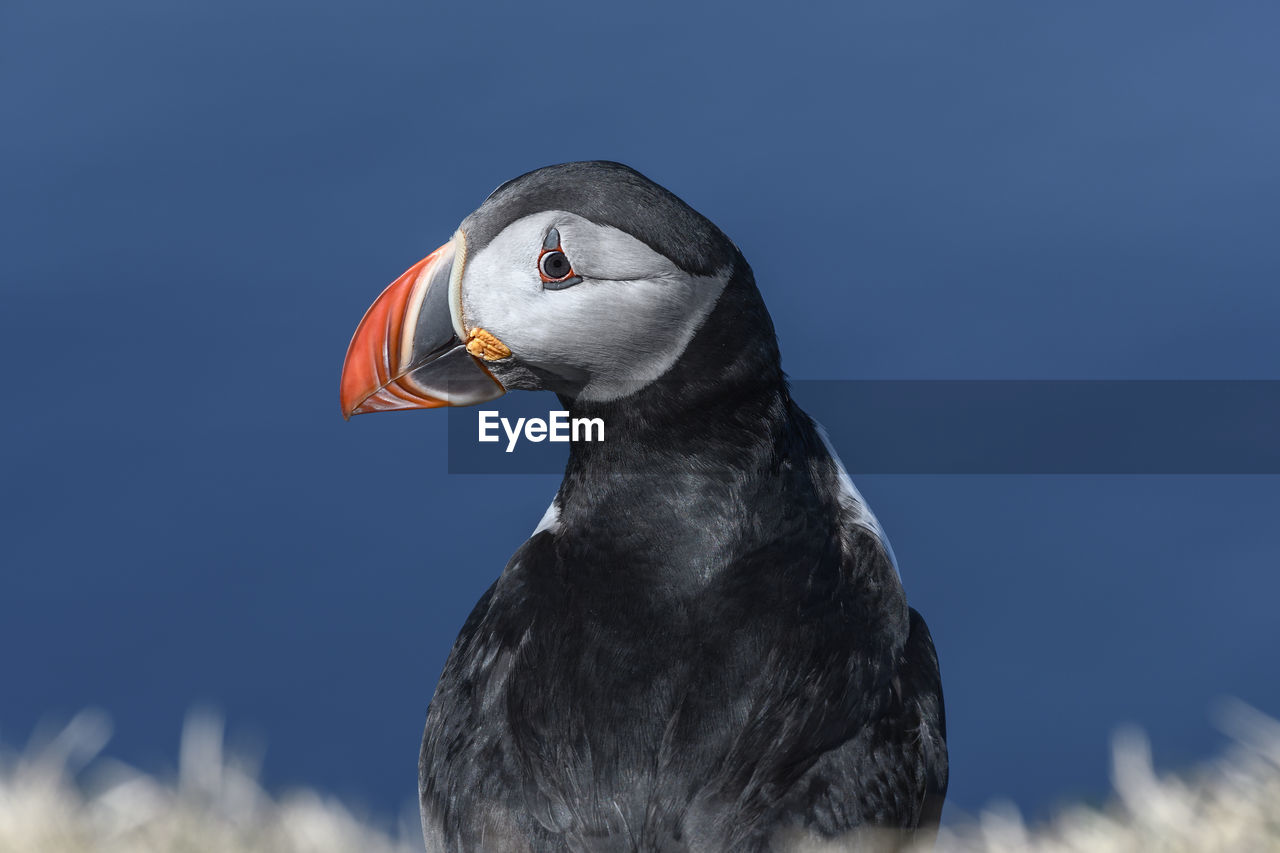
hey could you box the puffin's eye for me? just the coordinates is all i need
[538,228,582,290]
[539,250,573,281]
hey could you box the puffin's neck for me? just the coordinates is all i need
[559,264,788,482]
[548,270,833,588]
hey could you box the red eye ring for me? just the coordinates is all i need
[538,246,576,283]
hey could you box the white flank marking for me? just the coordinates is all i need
[815,423,900,578]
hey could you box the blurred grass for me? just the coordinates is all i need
[0,710,422,853]
[926,699,1280,853]
[2,703,1278,852]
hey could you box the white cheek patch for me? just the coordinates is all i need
[559,221,679,282]
[460,212,730,402]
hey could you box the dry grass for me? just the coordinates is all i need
[2,703,1278,852]
[0,710,422,853]
[926,699,1280,853]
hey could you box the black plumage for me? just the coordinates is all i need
[418,163,947,851]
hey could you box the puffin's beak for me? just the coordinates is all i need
[339,234,507,419]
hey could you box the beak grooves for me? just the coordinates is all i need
[340,235,509,420]
[339,249,451,418]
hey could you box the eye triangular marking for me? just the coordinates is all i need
[543,228,561,251]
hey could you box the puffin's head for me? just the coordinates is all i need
[339,161,749,418]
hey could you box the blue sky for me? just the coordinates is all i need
[3,0,1279,825]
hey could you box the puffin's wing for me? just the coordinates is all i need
[772,607,948,849]
[902,607,949,833]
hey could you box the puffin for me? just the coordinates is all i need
[339,162,947,852]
